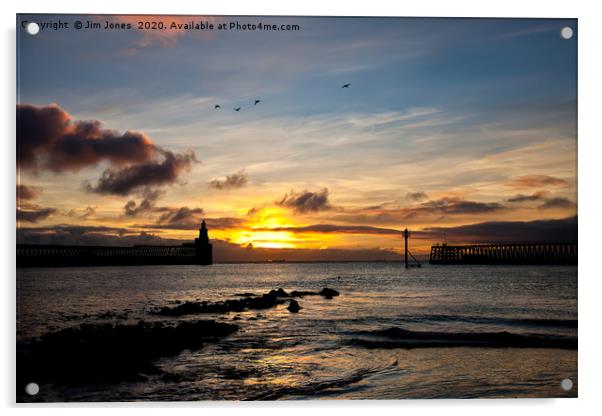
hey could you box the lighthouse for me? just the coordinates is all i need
[194,220,213,265]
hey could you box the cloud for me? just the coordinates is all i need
[407,197,504,217]
[209,170,248,190]
[506,193,576,211]
[17,184,41,201]
[506,192,547,203]
[67,206,97,219]
[538,197,577,210]
[17,206,57,223]
[157,206,204,227]
[123,188,166,217]
[17,225,183,247]
[17,104,158,172]
[278,188,332,213]
[328,197,508,226]
[416,216,577,243]
[85,150,198,195]
[17,104,198,196]
[507,175,568,189]
[134,216,244,231]
[253,224,401,235]
[406,192,428,202]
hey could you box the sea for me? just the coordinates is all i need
[16,263,578,401]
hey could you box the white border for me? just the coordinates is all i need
[2,1,601,415]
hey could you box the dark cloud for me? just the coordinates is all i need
[205,217,246,230]
[123,188,166,217]
[209,170,248,190]
[507,192,547,203]
[135,216,243,232]
[17,104,158,172]
[406,192,428,201]
[67,206,97,219]
[17,184,41,201]
[507,175,568,189]
[86,150,198,195]
[538,197,577,210]
[278,188,332,213]
[17,206,57,223]
[416,216,577,243]
[17,104,198,196]
[17,225,184,247]
[328,197,507,226]
[253,224,401,235]
[408,197,504,217]
[157,206,204,227]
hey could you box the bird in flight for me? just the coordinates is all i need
[342,83,351,88]
[234,107,241,112]
[254,100,261,105]
[214,104,221,109]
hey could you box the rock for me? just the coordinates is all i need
[319,287,339,299]
[287,299,301,313]
[17,320,238,386]
[276,288,290,297]
[289,290,318,298]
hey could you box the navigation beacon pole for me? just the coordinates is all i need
[403,228,409,269]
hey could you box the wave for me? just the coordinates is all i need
[394,314,577,329]
[350,327,577,350]
[244,360,395,400]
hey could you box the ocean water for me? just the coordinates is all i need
[16,263,577,401]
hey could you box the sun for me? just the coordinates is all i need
[229,207,298,248]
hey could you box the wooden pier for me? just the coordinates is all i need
[429,242,577,265]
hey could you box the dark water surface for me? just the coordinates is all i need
[17,263,577,401]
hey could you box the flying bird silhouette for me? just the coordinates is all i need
[254,100,261,105]
[214,105,221,109]
[234,107,241,112]
[342,83,351,88]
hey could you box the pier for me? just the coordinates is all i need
[429,242,577,265]
[17,221,213,268]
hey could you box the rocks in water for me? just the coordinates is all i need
[154,290,287,317]
[289,287,340,299]
[155,287,340,316]
[319,287,340,299]
[276,288,290,297]
[234,292,256,297]
[287,299,301,313]
[289,290,317,298]
[17,320,238,386]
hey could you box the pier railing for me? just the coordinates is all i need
[429,242,577,265]
[16,243,207,267]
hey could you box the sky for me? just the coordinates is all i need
[16,15,578,260]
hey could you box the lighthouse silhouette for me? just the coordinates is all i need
[194,220,213,265]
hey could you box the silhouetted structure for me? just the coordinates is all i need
[194,220,213,265]
[403,228,421,269]
[429,242,577,265]
[17,222,213,267]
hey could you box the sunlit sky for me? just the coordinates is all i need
[16,15,577,259]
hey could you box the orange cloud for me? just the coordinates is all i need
[506,174,568,189]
